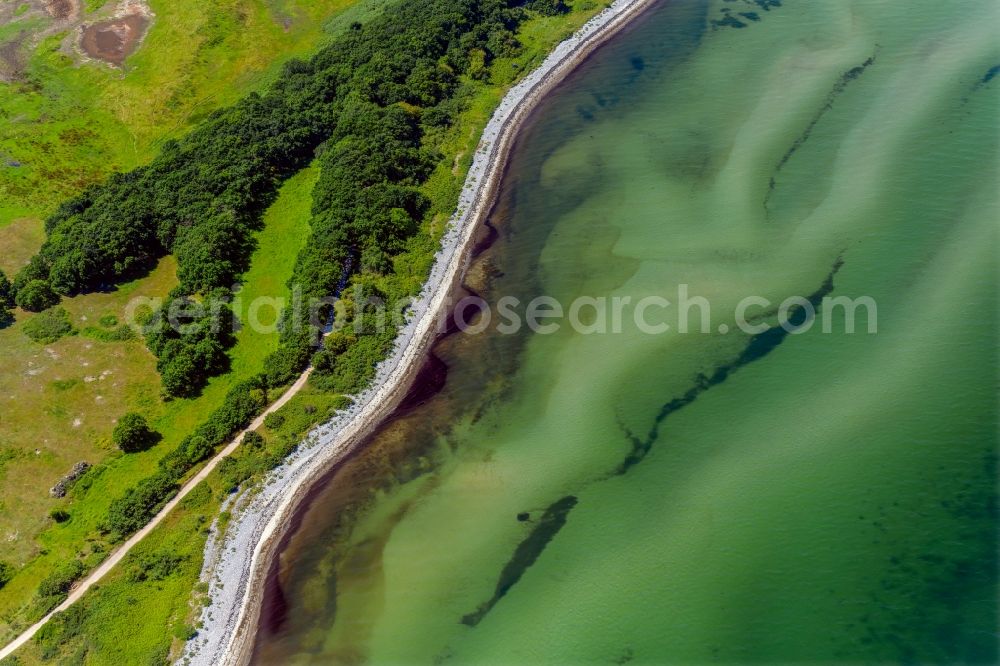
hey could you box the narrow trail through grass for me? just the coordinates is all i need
[0,165,317,646]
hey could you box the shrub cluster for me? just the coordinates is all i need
[102,471,180,541]
[0,561,14,589]
[22,306,75,344]
[218,395,349,493]
[124,549,186,583]
[112,413,158,453]
[34,602,89,660]
[217,431,279,493]
[80,314,136,342]
[15,279,59,312]
[37,560,86,598]
[0,269,12,306]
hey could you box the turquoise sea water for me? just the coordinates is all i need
[256,1,998,663]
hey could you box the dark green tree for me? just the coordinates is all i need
[15,279,59,312]
[523,0,569,15]
[261,345,312,389]
[144,299,235,398]
[181,436,213,465]
[112,412,157,453]
[0,303,13,330]
[242,431,265,448]
[103,472,178,540]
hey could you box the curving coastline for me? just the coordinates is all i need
[182,1,660,662]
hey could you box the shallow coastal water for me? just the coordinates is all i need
[255,0,998,663]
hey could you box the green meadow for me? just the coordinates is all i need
[0,0,376,225]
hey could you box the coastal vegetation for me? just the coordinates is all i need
[0,0,609,662]
[0,0,383,651]
[0,160,323,655]
[20,307,74,345]
[14,0,569,395]
[14,385,350,665]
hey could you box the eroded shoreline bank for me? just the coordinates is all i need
[182,1,661,662]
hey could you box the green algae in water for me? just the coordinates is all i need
[256,0,999,663]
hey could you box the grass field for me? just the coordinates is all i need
[0,0,372,226]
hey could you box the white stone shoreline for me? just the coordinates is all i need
[181,1,657,663]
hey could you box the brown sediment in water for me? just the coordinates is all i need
[253,259,506,655]
[253,353,451,657]
[80,13,147,65]
[252,212,514,661]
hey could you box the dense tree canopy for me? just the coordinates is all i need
[12,0,547,394]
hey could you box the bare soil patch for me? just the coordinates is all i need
[80,12,147,65]
[0,37,26,83]
[43,0,77,21]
